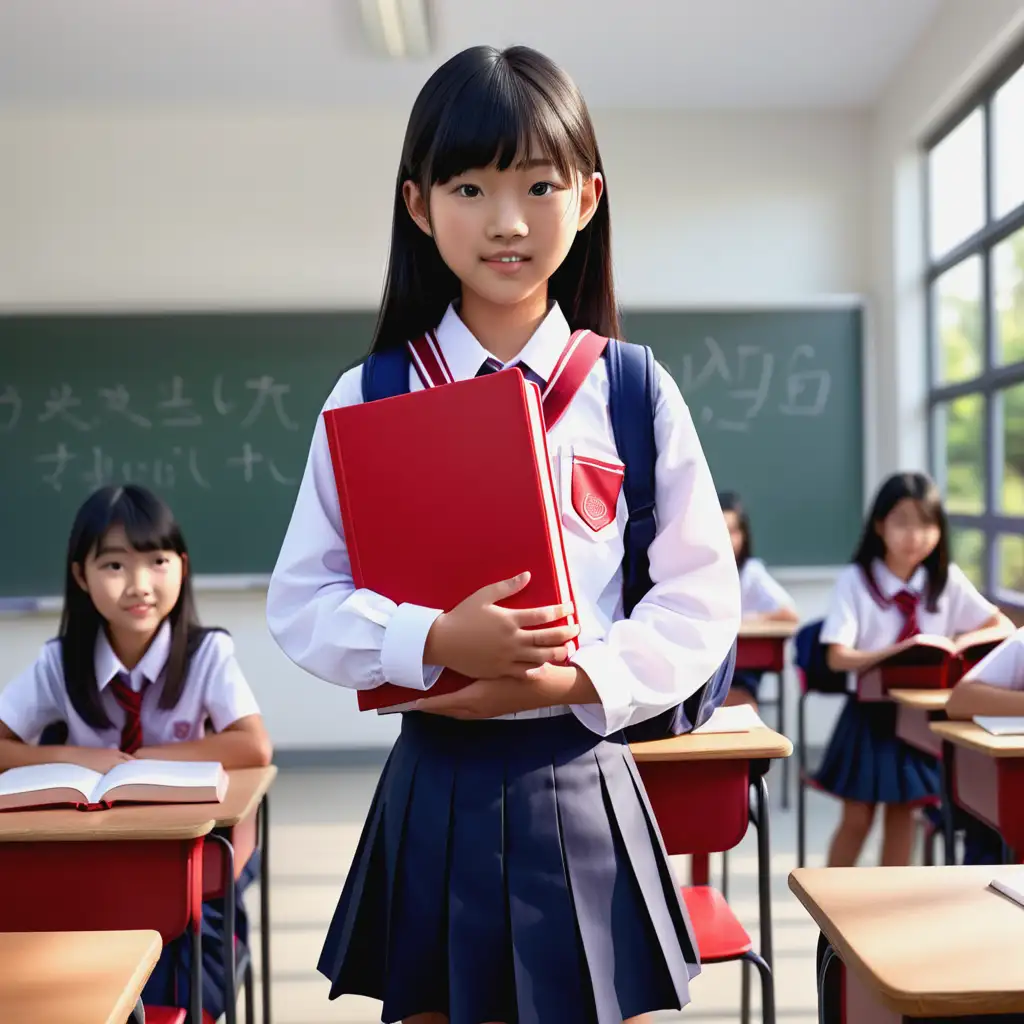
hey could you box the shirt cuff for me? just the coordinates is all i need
[381,602,444,691]
[569,642,634,737]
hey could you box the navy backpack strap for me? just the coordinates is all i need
[361,346,413,403]
[605,340,658,617]
[607,340,737,741]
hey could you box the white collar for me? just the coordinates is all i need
[871,559,927,600]
[431,302,573,385]
[94,618,171,692]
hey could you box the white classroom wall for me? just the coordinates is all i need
[3,0,1024,750]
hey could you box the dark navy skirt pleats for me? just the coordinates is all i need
[814,697,940,805]
[318,711,699,1023]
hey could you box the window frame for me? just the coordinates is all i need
[924,37,1024,604]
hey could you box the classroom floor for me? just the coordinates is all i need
[244,757,892,1024]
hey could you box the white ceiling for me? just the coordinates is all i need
[0,0,944,110]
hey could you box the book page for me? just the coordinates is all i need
[0,762,101,802]
[692,705,766,734]
[956,625,1014,655]
[94,759,225,801]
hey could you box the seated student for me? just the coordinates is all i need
[720,491,799,709]
[0,485,272,1021]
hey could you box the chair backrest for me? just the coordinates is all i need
[794,619,848,694]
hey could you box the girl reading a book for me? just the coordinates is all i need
[0,484,272,1020]
[814,471,1008,867]
[267,44,739,1024]
[719,490,798,709]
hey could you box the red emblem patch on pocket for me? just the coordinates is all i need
[173,721,191,740]
[571,456,624,532]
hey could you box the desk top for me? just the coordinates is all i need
[930,720,1024,758]
[738,620,797,640]
[630,726,792,762]
[789,866,1024,1017]
[0,929,162,1024]
[214,765,277,828]
[0,767,278,842]
[889,688,952,710]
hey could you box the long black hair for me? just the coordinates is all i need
[369,44,619,354]
[852,471,949,611]
[718,491,752,570]
[59,485,211,729]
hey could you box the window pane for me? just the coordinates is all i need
[934,394,985,514]
[994,64,1024,218]
[933,256,983,384]
[995,226,1024,365]
[950,526,985,588]
[928,108,985,258]
[998,534,1024,594]
[998,381,1024,514]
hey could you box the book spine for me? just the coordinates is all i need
[322,410,364,587]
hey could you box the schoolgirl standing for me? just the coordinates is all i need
[814,472,1008,867]
[267,44,739,1024]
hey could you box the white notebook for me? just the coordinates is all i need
[0,760,228,812]
[973,716,1024,736]
[989,870,1024,907]
[692,704,766,734]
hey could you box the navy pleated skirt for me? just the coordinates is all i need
[319,711,700,1024]
[814,697,940,805]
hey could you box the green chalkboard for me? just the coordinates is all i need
[0,306,861,598]
[621,308,863,567]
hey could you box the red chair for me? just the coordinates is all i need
[637,757,776,1024]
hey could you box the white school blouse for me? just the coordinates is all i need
[821,559,997,654]
[0,619,261,747]
[266,301,740,737]
[739,558,794,617]
[962,628,1024,689]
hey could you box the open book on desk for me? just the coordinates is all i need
[973,716,1024,737]
[857,628,1009,702]
[691,704,766,734]
[0,760,228,812]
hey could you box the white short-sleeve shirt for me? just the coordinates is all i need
[739,558,795,617]
[821,559,997,653]
[962,628,1024,690]
[0,619,261,747]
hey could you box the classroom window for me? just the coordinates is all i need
[925,40,1024,602]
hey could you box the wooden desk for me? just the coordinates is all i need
[0,930,162,1024]
[736,620,796,672]
[890,688,951,758]
[930,721,1024,858]
[790,865,1024,1020]
[632,724,792,980]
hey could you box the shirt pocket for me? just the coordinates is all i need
[558,445,626,544]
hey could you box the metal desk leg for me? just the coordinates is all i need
[797,691,808,868]
[209,833,237,1024]
[754,774,773,971]
[940,740,957,865]
[778,672,790,810]
[130,997,145,1024]
[816,938,841,1024]
[260,793,272,1024]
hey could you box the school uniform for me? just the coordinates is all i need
[732,557,795,700]
[267,301,740,1022]
[0,620,261,1020]
[814,559,996,805]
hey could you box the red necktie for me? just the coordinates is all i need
[109,673,145,754]
[892,589,921,643]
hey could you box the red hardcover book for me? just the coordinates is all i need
[322,369,578,712]
[856,628,1009,701]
